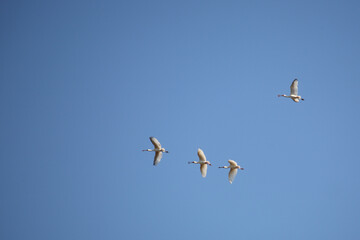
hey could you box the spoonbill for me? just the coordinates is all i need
[142,137,169,166]
[219,160,244,184]
[188,148,212,177]
[278,78,304,102]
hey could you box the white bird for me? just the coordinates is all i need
[278,79,305,102]
[219,160,244,184]
[142,137,169,166]
[188,148,212,178]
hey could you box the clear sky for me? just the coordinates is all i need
[1,0,360,239]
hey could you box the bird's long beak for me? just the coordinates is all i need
[301,98,304,101]
[165,151,169,153]
[240,168,244,170]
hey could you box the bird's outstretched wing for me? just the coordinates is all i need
[153,151,163,166]
[228,168,238,184]
[290,79,298,96]
[200,164,208,178]
[228,160,237,167]
[150,137,162,149]
[197,148,207,162]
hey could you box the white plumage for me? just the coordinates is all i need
[219,160,244,184]
[278,79,304,102]
[142,137,169,166]
[188,148,212,178]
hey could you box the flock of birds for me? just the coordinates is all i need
[142,79,304,184]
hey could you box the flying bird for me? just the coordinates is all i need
[188,148,212,177]
[142,137,169,166]
[278,79,305,102]
[219,160,244,184]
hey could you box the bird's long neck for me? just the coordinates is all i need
[219,166,229,168]
[142,149,154,152]
[188,161,198,164]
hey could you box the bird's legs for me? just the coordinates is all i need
[161,148,169,153]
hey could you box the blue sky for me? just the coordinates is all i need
[1,0,360,239]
